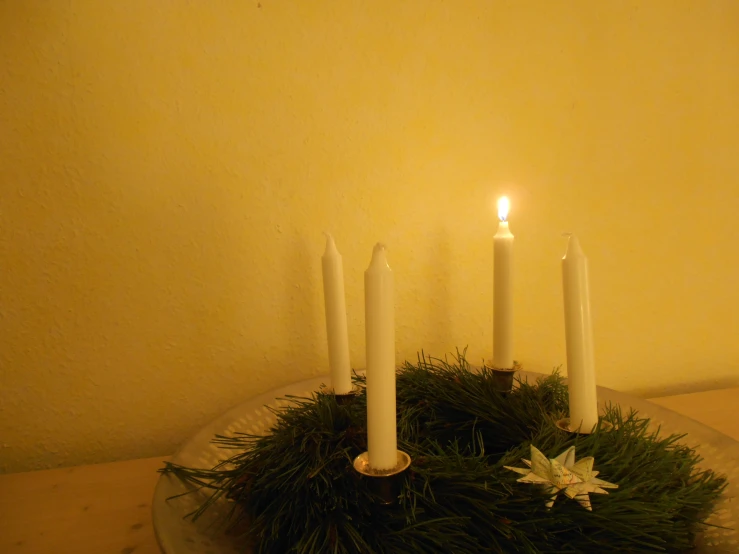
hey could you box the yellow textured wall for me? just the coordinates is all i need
[1,1,738,473]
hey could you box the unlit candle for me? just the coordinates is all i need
[562,234,599,432]
[364,243,397,470]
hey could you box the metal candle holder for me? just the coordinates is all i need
[491,367,518,393]
[321,384,361,405]
[353,450,412,505]
[555,417,615,436]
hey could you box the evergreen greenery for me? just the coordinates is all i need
[162,351,727,553]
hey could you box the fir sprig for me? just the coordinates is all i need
[161,350,727,553]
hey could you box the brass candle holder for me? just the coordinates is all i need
[491,367,518,393]
[321,384,361,405]
[555,417,615,435]
[353,450,412,506]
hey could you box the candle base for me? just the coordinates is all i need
[555,417,614,435]
[321,384,361,405]
[491,367,518,393]
[352,450,412,506]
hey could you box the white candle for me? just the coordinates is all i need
[321,234,353,394]
[561,234,599,432]
[364,243,397,470]
[493,197,514,369]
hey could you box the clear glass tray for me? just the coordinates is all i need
[152,372,738,553]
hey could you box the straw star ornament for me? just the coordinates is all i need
[504,445,618,511]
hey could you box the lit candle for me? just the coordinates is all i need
[364,243,397,470]
[561,234,599,432]
[493,197,514,369]
[321,234,352,394]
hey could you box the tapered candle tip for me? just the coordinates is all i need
[323,233,338,256]
[563,233,584,258]
[368,242,390,269]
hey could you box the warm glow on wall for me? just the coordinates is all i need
[1,0,738,473]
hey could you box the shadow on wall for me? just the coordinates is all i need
[426,225,452,350]
[282,233,323,375]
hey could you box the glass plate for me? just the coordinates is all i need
[152,372,738,553]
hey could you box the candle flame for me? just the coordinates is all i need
[497,197,510,222]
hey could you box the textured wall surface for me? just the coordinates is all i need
[1,1,738,473]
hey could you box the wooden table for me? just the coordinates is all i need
[0,456,167,554]
[2,388,738,554]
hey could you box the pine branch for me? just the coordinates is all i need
[160,351,728,553]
